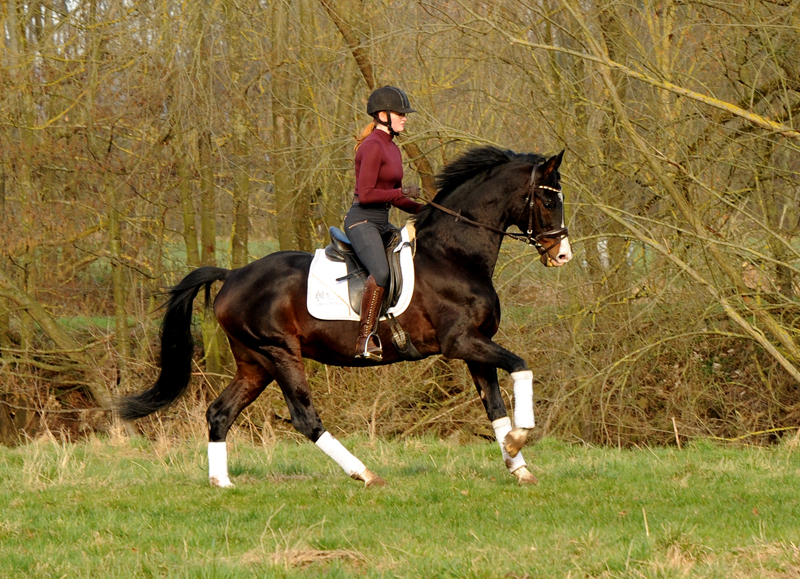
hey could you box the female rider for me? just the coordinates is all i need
[344,86,424,360]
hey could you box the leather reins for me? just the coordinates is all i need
[426,167,569,256]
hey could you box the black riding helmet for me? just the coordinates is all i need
[367,86,415,136]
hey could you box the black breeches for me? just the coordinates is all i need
[344,205,396,288]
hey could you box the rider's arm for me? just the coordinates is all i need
[391,196,424,214]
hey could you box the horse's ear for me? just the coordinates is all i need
[539,150,564,179]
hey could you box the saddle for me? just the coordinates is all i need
[307,224,421,360]
[323,226,406,315]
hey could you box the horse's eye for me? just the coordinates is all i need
[543,202,555,210]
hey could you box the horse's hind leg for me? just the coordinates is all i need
[468,362,537,485]
[206,360,273,487]
[265,346,385,487]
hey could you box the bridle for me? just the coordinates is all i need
[426,166,569,256]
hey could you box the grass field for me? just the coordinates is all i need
[1,434,799,578]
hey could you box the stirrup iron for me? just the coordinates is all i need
[356,331,383,361]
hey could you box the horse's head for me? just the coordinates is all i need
[520,150,572,267]
[422,146,573,268]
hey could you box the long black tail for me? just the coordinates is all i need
[119,266,230,421]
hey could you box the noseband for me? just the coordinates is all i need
[426,166,569,255]
[523,174,569,254]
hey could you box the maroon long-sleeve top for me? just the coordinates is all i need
[354,129,423,214]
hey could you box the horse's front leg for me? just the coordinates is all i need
[467,362,538,485]
[504,367,535,459]
[446,333,537,461]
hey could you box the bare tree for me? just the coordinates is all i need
[2,0,798,443]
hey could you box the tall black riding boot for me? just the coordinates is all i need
[355,275,386,361]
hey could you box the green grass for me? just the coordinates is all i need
[1,435,799,578]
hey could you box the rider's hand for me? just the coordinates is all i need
[402,184,421,199]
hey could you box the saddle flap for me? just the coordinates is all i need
[321,226,404,314]
[308,226,416,323]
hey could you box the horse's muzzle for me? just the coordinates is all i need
[541,237,572,267]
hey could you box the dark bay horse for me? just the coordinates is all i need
[120,146,572,487]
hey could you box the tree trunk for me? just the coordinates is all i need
[225,0,251,269]
[294,0,317,253]
[231,112,251,269]
[107,174,130,389]
[324,58,359,231]
[199,131,217,268]
[177,136,201,268]
[271,1,298,251]
[12,0,38,352]
[85,0,130,391]
[198,129,222,382]
[194,2,222,384]
[0,161,9,351]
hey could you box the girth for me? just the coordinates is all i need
[323,226,405,315]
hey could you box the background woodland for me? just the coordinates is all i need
[1,0,799,446]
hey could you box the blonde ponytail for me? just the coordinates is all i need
[354,121,376,153]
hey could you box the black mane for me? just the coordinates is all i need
[433,146,545,201]
[415,146,546,228]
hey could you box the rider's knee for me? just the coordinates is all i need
[372,268,390,288]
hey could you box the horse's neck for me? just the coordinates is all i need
[416,202,507,278]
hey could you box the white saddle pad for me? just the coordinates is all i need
[307,226,415,321]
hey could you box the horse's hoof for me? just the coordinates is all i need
[353,468,386,487]
[504,428,530,458]
[365,474,387,488]
[210,476,234,488]
[512,466,538,485]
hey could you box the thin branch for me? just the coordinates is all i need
[456,2,800,141]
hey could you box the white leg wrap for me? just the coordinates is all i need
[492,417,527,473]
[208,441,233,487]
[315,432,367,478]
[511,370,535,429]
